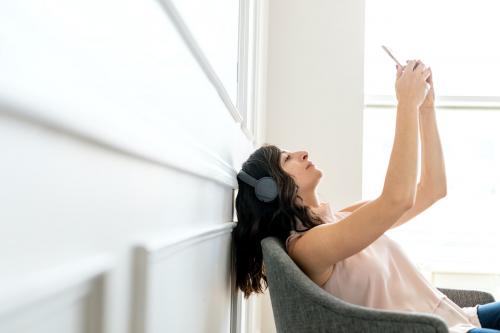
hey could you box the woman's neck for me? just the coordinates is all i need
[299,193,322,209]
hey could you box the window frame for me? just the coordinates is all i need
[237,0,266,145]
[365,95,500,110]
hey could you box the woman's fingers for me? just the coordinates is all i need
[422,67,432,80]
[396,64,403,79]
[406,59,427,71]
[415,61,427,72]
[405,59,431,80]
[405,60,417,73]
[426,67,433,84]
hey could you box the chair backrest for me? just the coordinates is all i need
[260,236,449,333]
[260,236,371,332]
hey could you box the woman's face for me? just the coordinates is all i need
[279,149,323,192]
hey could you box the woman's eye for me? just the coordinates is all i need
[285,155,290,161]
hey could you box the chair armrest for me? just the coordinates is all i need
[437,287,496,307]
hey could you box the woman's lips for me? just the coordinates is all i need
[306,162,314,169]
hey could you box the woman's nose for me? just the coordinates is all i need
[301,151,308,160]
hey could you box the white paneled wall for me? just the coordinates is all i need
[0,0,265,332]
[132,224,234,333]
[0,255,109,333]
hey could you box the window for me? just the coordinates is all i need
[237,0,263,142]
[364,0,500,97]
[363,0,500,275]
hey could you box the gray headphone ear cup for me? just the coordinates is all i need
[254,177,278,202]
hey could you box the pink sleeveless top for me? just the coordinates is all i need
[285,202,482,333]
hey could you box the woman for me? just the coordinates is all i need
[232,60,500,332]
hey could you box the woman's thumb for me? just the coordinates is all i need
[396,64,402,78]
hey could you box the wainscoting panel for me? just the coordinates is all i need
[132,222,236,333]
[0,256,110,333]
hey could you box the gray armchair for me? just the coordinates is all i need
[261,236,496,333]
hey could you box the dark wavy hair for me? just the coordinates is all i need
[232,143,325,299]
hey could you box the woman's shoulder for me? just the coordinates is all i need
[286,204,351,251]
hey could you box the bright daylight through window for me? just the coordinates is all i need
[363,0,500,276]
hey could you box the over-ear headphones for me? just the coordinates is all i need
[237,170,278,203]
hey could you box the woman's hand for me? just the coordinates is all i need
[415,60,435,112]
[400,59,435,112]
[395,59,432,109]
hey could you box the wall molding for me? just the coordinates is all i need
[155,0,259,145]
[154,0,247,129]
[0,0,258,191]
[131,222,236,333]
[0,255,112,333]
[0,97,239,189]
[135,222,236,263]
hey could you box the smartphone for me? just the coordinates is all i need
[381,45,403,68]
[383,45,431,88]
